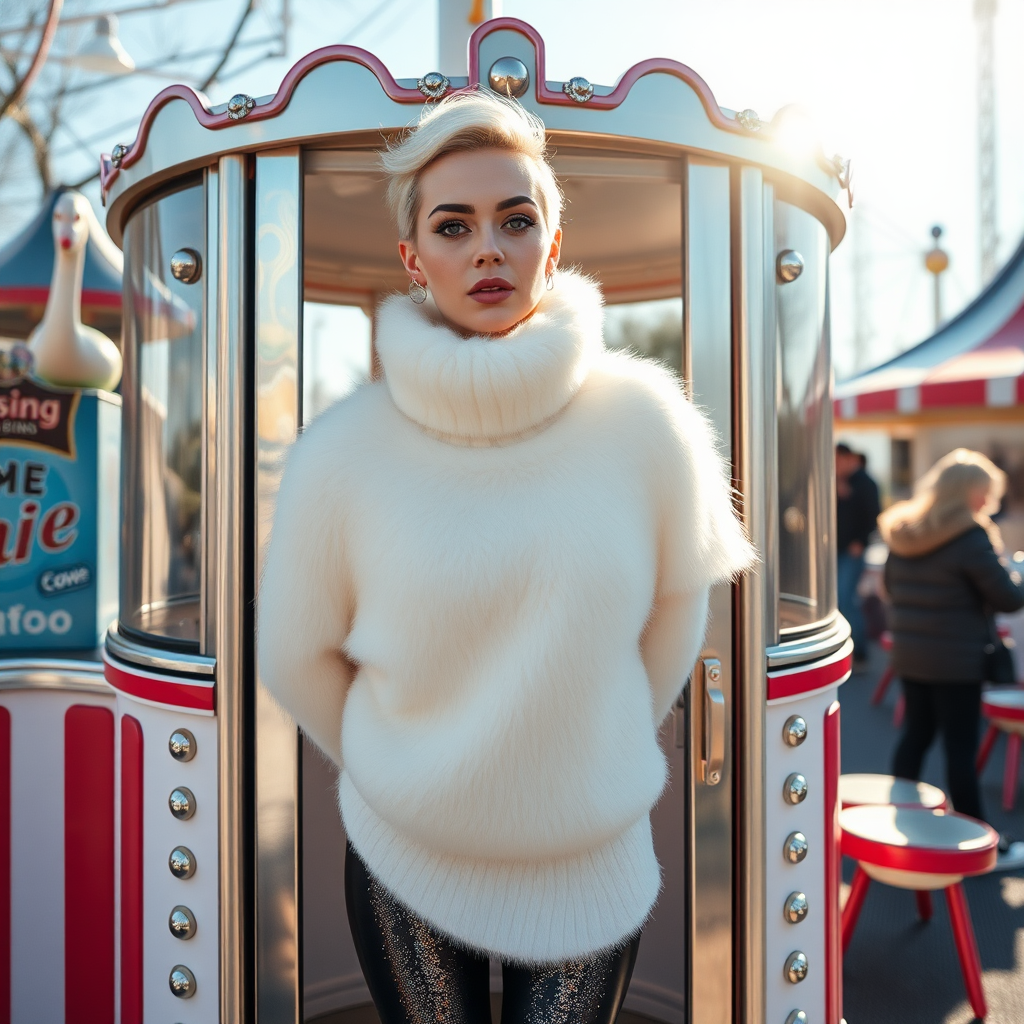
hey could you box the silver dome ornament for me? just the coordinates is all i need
[169,905,197,939]
[169,964,197,997]
[168,727,197,760]
[168,846,196,879]
[170,249,202,285]
[169,787,196,820]
[776,249,805,283]
[488,57,530,99]
[226,93,255,120]
[110,143,130,168]
[784,951,808,984]
[785,1012,808,1024]
[417,72,450,100]
[783,773,808,805]
[783,891,809,924]
[783,715,808,747]
[783,832,808,864]
[562,77,594,104]
[736,108,762,131]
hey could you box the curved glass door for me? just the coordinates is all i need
[120,178,206,649]
[775,201,836,637]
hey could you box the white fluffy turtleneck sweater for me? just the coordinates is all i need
[258,272,754,962]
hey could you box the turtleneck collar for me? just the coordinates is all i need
[374,271,605,445]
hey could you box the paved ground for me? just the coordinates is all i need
[841,644,1024,1024]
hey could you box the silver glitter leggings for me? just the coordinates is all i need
[345,844,641,1024]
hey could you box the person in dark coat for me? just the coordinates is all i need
[881,448,1024,869]
[836,443,881,661]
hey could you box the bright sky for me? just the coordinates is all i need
[4,0,1023,382]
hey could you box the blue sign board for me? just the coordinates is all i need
[0,362,120,651]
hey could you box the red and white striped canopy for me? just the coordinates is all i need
[835,236,1024,420]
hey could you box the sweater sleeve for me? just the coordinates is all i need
[963,533,1024,614]
[643,385,757,721]
[257,427,355,766]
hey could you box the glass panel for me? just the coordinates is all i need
[120,181,205,647]
[605,298,682,373]
[775,202,835,634]
[302,303,372,427]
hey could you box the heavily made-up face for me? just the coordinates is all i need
[398,148,562,336]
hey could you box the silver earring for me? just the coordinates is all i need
[545,272,555,291]
[408,280,427,304]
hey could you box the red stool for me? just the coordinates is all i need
[839,773,947,811]
[977,688,1024,810]
[869,632,906,727]
[841,805,999,1020]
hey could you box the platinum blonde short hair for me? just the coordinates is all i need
[382,90,563,240]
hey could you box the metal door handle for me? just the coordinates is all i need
[702,658,725,786]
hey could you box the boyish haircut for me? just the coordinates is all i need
[382,89,564,240]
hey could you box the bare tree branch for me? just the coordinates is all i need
[199,0,256,93]
[0,0,62,121]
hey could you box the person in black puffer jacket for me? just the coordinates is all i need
[881,448,1024,868]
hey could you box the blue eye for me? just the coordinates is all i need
[436,220,468,237]
[504,214,534,232]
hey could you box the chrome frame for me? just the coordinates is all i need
[685,157,735,1024]
[214,153,249,1024]
[733,167,774,1024]
[253,148,303,1023]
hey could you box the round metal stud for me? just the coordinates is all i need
[169,905,197,939]
[737,108,761,131]
[168,728,197,761]
[563,76,594,103]
[783,832,808,864]
[784,1012,808,1024]
[784,951,808,984]
[169,787,196,820]
[110,143,129,168]
[783,891,809,924]
[777,249,805,283]
[783,773,808,805]
[170,249,202,284]
[169,846,196,879]
[488,57,530,98]
[417,71,450,99]
[783,716,808,747]
[226,93,255,120]
[169,964,197,997]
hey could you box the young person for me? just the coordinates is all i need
[882,448,1024,869]
[258,90,755,1024]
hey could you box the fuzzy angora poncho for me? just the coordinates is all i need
[258,272,755,963]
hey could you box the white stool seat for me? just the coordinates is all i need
[982,689,1024,736]
[839,772,946,810]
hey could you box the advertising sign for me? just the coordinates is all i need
[0,347,120,651]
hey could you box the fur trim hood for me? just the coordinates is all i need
[374,270,604,444]
[879,501,1003,557]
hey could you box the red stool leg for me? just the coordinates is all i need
[871,665,894,706]
[841,865,871,954]
[1003,733,1021,811]
[915,889,933,922]
[976,724,999,773]
[893,693,905,728]
[945,883,987,1020]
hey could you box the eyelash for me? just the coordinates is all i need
[433,214,536,238]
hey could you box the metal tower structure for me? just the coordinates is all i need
[975,0,998,283]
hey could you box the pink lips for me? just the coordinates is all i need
[469,277,514,304]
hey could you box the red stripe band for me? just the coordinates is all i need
[767,643,853,701]
[65,706,115,1024]
[103,655,215,713]
[0,287,121,308]
[824,700,842,1024]
[120,717,144,1024]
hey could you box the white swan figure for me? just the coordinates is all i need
[28,191,123,391]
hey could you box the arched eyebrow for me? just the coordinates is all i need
[427,196,537,217]
[496,195,536,211]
